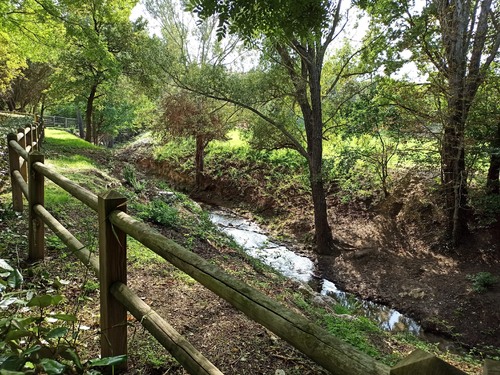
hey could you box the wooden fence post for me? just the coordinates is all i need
[484,359,500,375]
[7,133,23,211]
[28,152,45,261]
[26,125,32,151]
[98,190,127,367]
[17,128,28,183]
[390,349,467,375]
[17,127,26,149]
[33,122,39,151]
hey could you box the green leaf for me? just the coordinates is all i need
[62,349,82,370]
[46,327,68,339]
[27,295,63,308]
[7,270,23,289]
[0,370,26,375]
[5,329,32,341]
[40,359,66,375]
[50,314,77,322]
[0,355,24,371]
[89,355,127,367]
[22,345,41,357]
[0,260,14,272]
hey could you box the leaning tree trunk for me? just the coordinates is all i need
[486,122,500,195]
[76,109,84,139]
[85,84,98,143]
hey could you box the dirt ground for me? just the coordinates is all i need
[321,178,500,352]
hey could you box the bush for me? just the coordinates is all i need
[0,259,126,374]
[137,200,180,228]
[123,164,145,193]
[467,272,498,293]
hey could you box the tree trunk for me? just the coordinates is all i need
[486,123,500,195]
[309,159,336,255]
[76,109,84,139]
[307,57,337,256]
[85,83,98,143]
[195,135,205,189]
[441,116,469,245]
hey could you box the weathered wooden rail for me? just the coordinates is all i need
[6,125,499,375]
[42,115,77,129]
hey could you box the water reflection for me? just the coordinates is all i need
[210,209,421,334]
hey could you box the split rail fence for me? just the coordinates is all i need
[42,115,77,129]
[6,124,500,375]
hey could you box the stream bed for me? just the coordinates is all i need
[209,208,421,335]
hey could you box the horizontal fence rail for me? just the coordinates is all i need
[5,125,498,375]
[42,115,77,128]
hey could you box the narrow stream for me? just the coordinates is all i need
[209,208,421,335]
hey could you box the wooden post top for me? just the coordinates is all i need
[391,349,467,375]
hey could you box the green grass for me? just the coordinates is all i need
[45,184,72,207]
[128,236,164,265]
[43,129,99,151]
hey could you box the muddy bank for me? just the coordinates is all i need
[123,147,500,353]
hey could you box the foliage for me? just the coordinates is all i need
[467,272,498,293]
[123,164,146,193]
[0,259,126,374]
[187,0,330,41]
[292,293,381,359]
[136,199,180,228]
[357,0,500,243]
[157,91,225,142]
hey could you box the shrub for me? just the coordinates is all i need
[138,200,180,228]
[467,272,498,293]
[0,259,126,374]
[123,164,145,193]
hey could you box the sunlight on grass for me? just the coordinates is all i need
[44,129,99,150]
[48,154,96,171]
[45,184,71,207]
[128,236,164,265]
[226,129,248,148]
[44,129,98,172]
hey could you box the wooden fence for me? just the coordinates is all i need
[42,115,77,129]
[6,125,499,375]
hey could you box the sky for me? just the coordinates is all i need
[130,0,426,81]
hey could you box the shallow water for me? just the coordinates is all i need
[210,208,421,334]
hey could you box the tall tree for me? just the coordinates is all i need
[0,0,63,109]
[358,0,500,245]
[41,0,142,143]
[158,91,226,188]
[467,67,500,195]
[183,0,365,255]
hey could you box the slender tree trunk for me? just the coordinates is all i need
[76,109,84,139]
[195,134,205,189]
[441,114,469,245]
[486,123,500,194]
[307,59,337,256]
[85,83,98,143]
[308,158,336,255]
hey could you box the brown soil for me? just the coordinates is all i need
[129,144,500,355]
[322,178,500,352]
